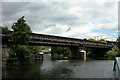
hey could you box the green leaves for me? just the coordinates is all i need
[12,31,29,45]
[106,45,120,58]
[12,16,31,33]
[30,46,45,54]
[15,45,30,57]
[7,16,32,65]
[88,38,107,43]
[51,47,69,56]
[117,37,120,49]
[11,16,31,45]
[1,26,9,33]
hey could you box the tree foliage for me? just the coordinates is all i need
[87,38,107,43]
[30,46,45,54]
[98,39,107,43]
[88,38,96,41]
[7,45,31,65]
[51,47,69,56]
[1,26,9,33]
[11,16,31,45]
[117,36,120,49]
[51,47,69,60]
[15,45,30,63]
[106,45,120,58]
[12,31,29,45]
[1,27,10,45]
[83,38,87,40]
[12,16,31,33]
[7,16,32,65]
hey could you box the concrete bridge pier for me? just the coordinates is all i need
[69,47,86,61]
[79,49,86,61]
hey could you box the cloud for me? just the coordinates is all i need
[2,0,119,2]
[0,3,2,26]
[2,1,118,41]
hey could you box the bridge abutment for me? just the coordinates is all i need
[69,47,86,61]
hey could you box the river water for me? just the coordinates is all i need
[2,54,115,79]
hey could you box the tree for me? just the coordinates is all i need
[51,47,69,56]
[88,38,106,43]
[51,47,69,59]
[106,45,120,58]
[97,39,107,43]
[30,46,46,54]
[83,38,87,40]
[87,38,107,59]
[7,16,32,65]
[12,31,29,45]
[88,38,96,41]
[12,16,31,33]
[11,16,31,45]
[1,26,9,33]
[1,27,11,46]
[15,45,30,64]
[117,36,120,49]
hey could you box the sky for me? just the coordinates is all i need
[1,0,119,41]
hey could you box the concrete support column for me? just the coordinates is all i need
[80,49,86,61]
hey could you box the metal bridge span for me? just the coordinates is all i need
[27,33,113,48]
[2,32,113,48]
[2,32,113,60]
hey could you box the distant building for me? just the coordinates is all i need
[35,48,51,60]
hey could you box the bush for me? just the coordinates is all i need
[15,45,30,63]
[106,45,120,58]
[51,47,69,60]
[7,45,31,65]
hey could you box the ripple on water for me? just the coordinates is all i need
[2,59,114,78]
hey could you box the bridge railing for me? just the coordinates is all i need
[81,40,113,48]
[28,33,80,46]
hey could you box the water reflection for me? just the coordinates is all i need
[3,60,43,79]
[2,54,114,79]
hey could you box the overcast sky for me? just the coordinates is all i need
[1,0,119,41]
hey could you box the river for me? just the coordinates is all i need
[2,54,115,79]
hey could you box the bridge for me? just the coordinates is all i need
[28,33,113,48]
[2,32,113,60]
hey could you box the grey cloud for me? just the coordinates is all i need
[2,2,30,18]
[66,27,71,32]
[2,2,30,27]
[2,2,118,39]
[0,3,2,26]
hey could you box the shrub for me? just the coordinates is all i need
[106,45,120,58]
